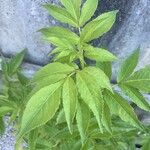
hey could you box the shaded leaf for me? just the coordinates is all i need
[0,117,5,135]
[56,109,66,124]
[17,71,29,86]
[8,50,26,76]
[28,129,38,150]
[101,101,112,132]
[0,106,13,116]
[142,136,150,150]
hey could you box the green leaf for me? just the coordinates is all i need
[49,47,64,56]
[117,48,140,83]
[0,117,5,135]
[35,138,53,149]
[96,62,112,79]
[39,26,79,44]
[28,129,38,150]
[56,109,66,124]
[76,70,103,132]
[142,136,150,150]
[123,65,150,93]
[80,11,118,42]
[1,58,9,78]
[60,0,81,21]
[54,50,75,62]
[33,62,75,83]
[17,71,29,86]
[104,91,143,130]
[76,100,90,143]
[101,101,112,132]
[45,37,74,49]
[0,106,13,116]
[84,45,117,62]
[8,50,26,75]
[83,67,112,92]
[18,81,63,139]
[62,77,77,133]
[79,0,98,26]
[43,4,78,27]
[119,84,150,112]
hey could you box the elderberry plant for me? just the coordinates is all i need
[0,0,150,149]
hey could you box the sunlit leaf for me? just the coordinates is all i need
[76,100,90,142]
[39,26,79,44]
[18,81,63,139]
[79,0,98,26]
[123,65,150,93]
[43,4,78,27]
[104,91,143,130]
[80,11,118,42]
[119,84,150,112]
[117,48,140,82]
[84,45,117,62]
[62,77,77,133]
